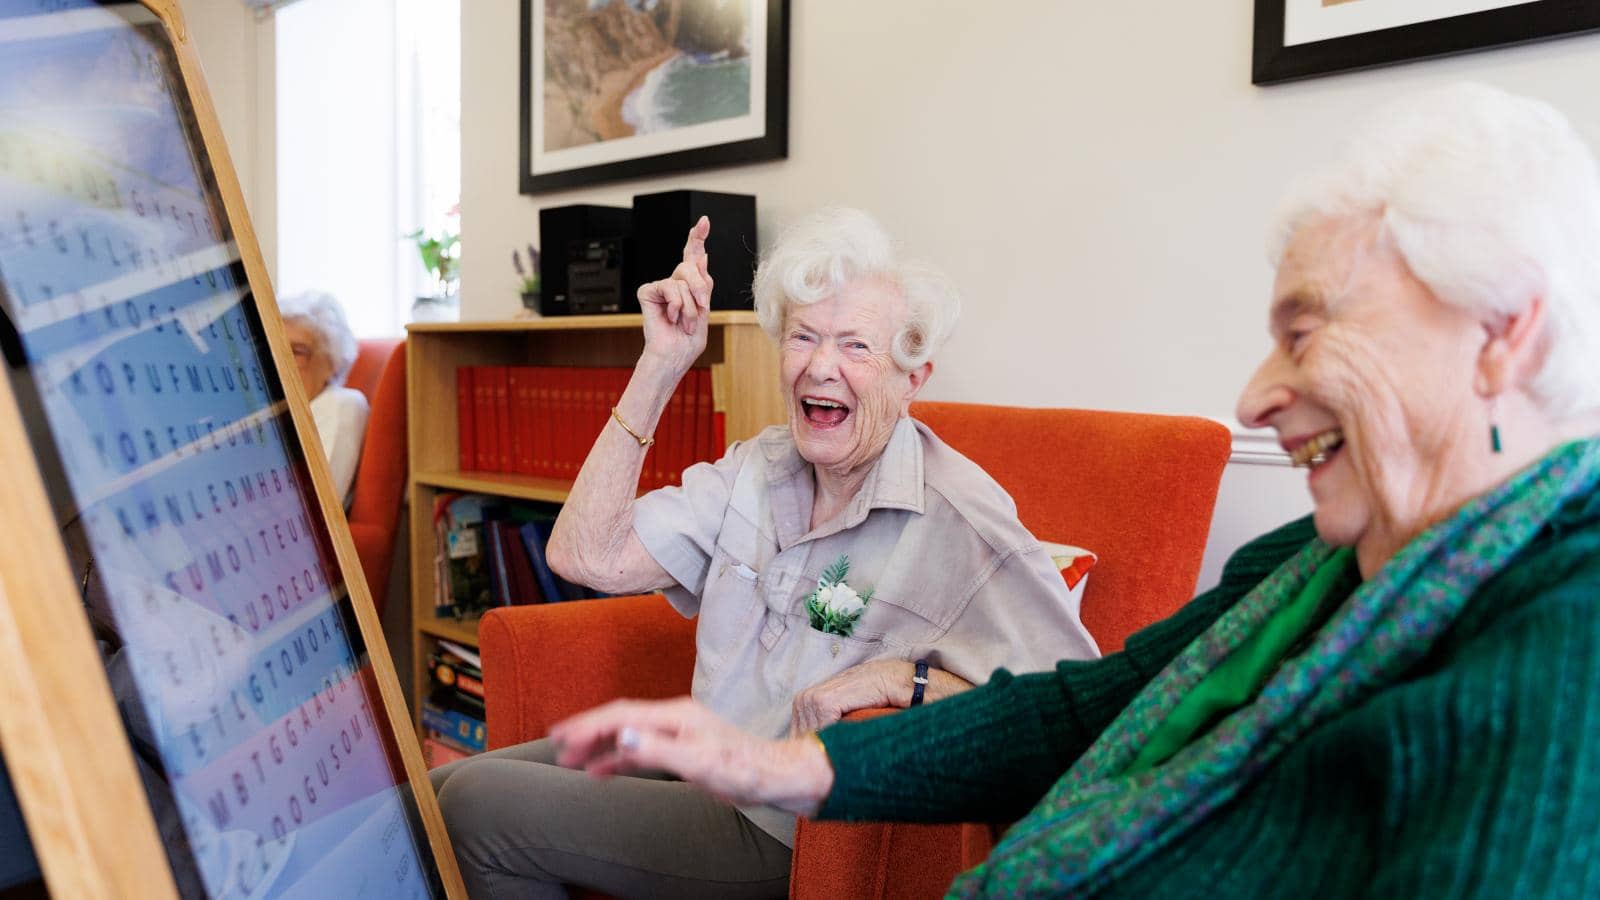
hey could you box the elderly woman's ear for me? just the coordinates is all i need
[901,361,932,411]
[1474,296,1549,398]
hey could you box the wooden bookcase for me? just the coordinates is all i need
[404,312,783,735]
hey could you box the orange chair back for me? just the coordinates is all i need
[345,339,407,613]
[909,402,1230,650]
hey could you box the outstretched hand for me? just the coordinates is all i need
[637,216,713,375]
[549,696,835,817]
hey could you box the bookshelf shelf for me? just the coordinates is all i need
[408,309,757,334]
[414,471,574,504]
[417,615,482,646]
[404,314,783,744]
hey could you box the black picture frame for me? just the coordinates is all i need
[520,0,790,194]
[1253,0,1600,85]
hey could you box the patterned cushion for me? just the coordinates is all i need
[1039,541,1097,597]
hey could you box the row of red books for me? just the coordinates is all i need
[456,366,724,490]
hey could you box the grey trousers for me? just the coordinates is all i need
[427,738,792,900]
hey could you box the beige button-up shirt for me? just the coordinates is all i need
[632,416,1100,844]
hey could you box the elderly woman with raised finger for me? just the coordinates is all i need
[552,82,1600,898]
[427,209,1099,898]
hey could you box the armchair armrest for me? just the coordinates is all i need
[790,707,996,900]
[479,594,696,750]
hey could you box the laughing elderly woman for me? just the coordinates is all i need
[428,209,1099,898]
[552,83,1600,898]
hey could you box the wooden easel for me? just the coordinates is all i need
[0,2,465,896]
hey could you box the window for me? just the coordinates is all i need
[274,0,460,337]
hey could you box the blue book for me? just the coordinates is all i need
[519,519,585,602]
[421,702,487,753]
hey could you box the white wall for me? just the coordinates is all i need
[182,0,277,278]
[461,2,1600,587]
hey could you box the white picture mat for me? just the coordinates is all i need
[1284,0,1541,46]
[528,0,767,177]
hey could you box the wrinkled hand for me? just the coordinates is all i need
[788,659,903,736]
[550,696,832,816]
[638,216,713,375]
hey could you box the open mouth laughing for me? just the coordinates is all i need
[1288,428,1345,469]
[801,396,851,428]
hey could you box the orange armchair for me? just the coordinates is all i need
[480,402,1231,899]
[343,338,408,614]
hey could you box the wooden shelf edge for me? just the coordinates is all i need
[414,471,574,503]
[418,616,482,646]
[407,310,758,334]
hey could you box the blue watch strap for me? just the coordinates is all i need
[910,658,929,707]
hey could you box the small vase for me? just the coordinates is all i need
[520,291,541,315]
[411,294,459,323]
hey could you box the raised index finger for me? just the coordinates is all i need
[683,215,710,268]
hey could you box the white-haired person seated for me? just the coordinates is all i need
[551,84,1600,898]
[427,209,1101,897]
[279,291,369,505]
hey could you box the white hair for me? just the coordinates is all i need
[277,291,358,384]
[752,207,961,370]
[1269,82,1600,419]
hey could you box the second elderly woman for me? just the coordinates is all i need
[427,208,1100,898]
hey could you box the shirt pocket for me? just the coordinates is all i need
[788,620,884,680]
[695,543,766,680]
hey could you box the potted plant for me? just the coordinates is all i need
[513,243,541,314]
[405,205,460,322]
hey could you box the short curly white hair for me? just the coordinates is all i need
[1270,82,1600,419]
[277,291,358,385]
[752,208,961,371]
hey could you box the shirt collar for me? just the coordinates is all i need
[761,416,926,548]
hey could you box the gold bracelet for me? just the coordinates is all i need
[610,406,655,447]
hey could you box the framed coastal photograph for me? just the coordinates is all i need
[1253,0,1600,84]
[520,0,790,194]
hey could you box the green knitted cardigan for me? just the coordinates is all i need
[816,484,1600,898]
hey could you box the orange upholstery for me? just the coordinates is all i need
[477,402,1232,899]
[344,339,406,614]
[481,594,696,749]
[908,402,1231,652]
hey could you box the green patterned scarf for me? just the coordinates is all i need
[951,438,1600,899]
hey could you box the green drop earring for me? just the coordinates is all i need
[1490,397,1503,454]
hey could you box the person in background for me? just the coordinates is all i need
[428,208,1100,898]
[279,291,369,505]
[552,82,1600,898]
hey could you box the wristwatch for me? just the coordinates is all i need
[910,658,929,707]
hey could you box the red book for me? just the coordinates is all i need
[493,367,513,473]
[529,367,549,478]
[560,368,580,479]
[531,366,550,474]
[423,735,471,768]
[499,520,542,605]
[670,376,692,486]
[508,368,536,475]
[457,367,475,471]
[506,368,526,475]
[695,367,714,464]
[473,366,496,471]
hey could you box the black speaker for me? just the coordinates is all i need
[537,204,631,316]
[631,190,757,310]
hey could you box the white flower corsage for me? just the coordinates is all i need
[805,555,874,637]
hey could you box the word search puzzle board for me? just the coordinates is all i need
[0,1,462,897]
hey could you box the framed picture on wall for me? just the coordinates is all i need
[1253,0,1600,84]
[520,0,790,194]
